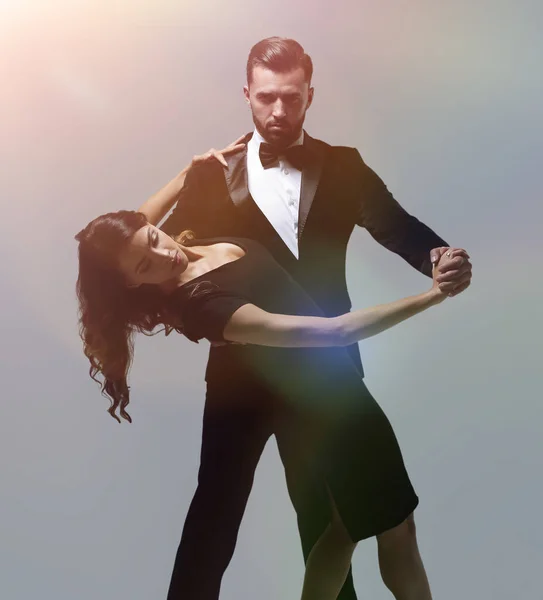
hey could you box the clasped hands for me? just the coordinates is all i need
[430,247,472,298]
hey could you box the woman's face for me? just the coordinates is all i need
[117,224,189,287]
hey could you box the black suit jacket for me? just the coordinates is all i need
[161,132,448,378]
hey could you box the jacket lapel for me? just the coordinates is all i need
[223,133,252,209]
[298,132,325,239]
[223,134,295,264]
[222,130,325,262]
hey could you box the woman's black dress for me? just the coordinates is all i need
[172,237,419,542]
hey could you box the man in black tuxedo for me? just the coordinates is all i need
[161,37,472,600]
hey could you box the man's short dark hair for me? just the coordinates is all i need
[246,37,313,85]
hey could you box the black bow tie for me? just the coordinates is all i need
[259,142,307,170]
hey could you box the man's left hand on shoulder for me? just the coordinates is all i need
[430,246,473,297]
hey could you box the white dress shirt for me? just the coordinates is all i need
[246,129,304,259]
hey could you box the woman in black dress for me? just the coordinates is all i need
[75,145,457,600]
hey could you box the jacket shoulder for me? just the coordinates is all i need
[306,134,359,159]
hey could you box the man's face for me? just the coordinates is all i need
[244,66,314,149]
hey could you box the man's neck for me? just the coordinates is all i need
[251,128,304,149]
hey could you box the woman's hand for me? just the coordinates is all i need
[431,262,448,302]
[431,248,470,301]
[189,136,246,169]
[430,246,472,297]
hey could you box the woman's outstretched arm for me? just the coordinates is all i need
[222,261,456,348]
[137,137,246,225]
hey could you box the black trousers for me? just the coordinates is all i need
[166,378,359,600]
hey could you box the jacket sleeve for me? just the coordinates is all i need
[160,164,206,238]
[351,148,449,277]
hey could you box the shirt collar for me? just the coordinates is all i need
[249,128,305,151]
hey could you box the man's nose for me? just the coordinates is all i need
[272,100,286,118]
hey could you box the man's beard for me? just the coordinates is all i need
[252,113,305,150]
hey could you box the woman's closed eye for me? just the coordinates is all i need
[133,227,163,275]
[139,230,159,273]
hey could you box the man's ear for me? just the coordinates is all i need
[307,86,314,109]
[243,85,251,105]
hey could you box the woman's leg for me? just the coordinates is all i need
[296,506,359,600]
[300,493,357,600]
[376,512,432,600]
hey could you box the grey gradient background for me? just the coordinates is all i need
[1,1,542,598]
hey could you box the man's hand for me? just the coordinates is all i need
[430,246,473,297]
[190,136,246,169]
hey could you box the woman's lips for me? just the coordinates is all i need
[171,251,180,269]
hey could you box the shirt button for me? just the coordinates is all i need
[284,168,290,175]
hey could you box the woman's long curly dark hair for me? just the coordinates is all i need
[75,210,193,423]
